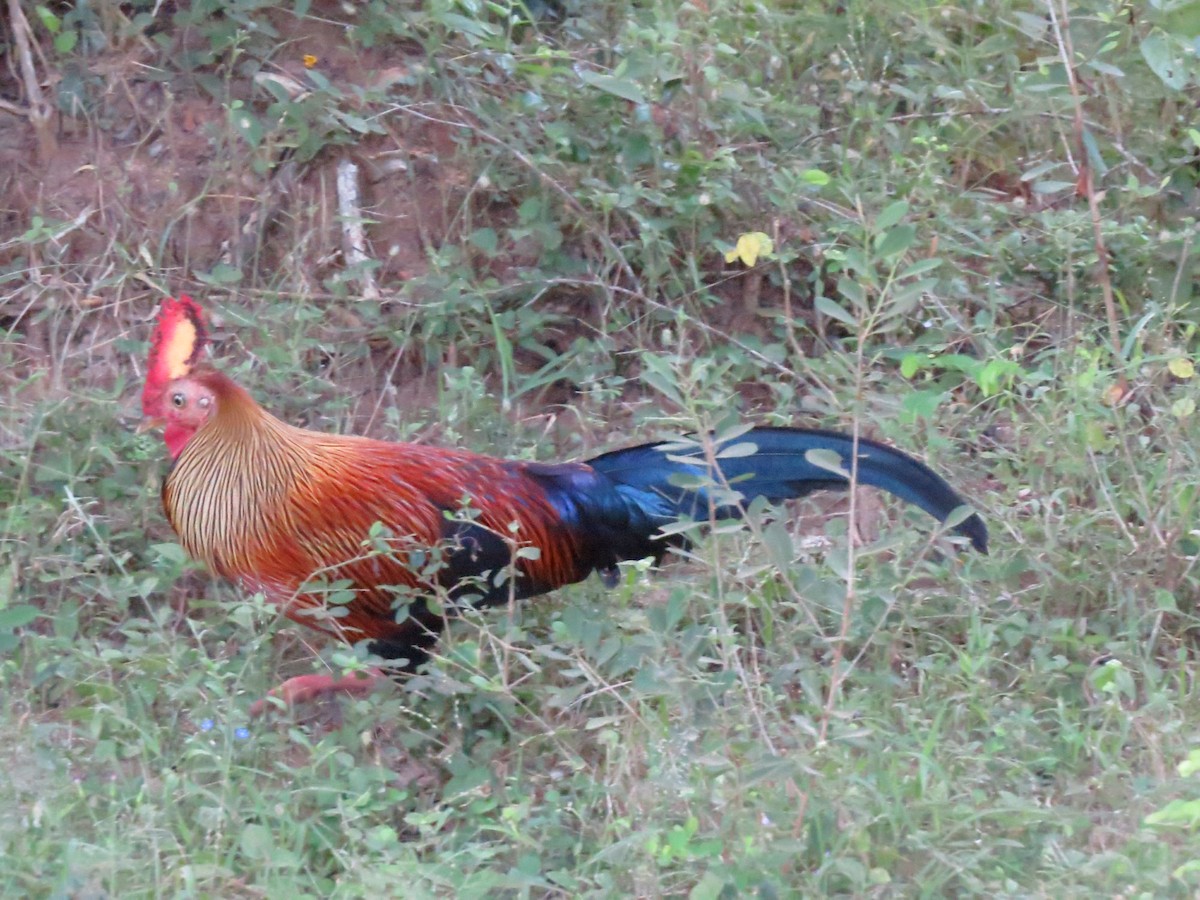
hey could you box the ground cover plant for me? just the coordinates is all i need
[2,0,1200,894]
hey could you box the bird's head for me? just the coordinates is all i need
[142,296,209,458]
[160,376,219,435]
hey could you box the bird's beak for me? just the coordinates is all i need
[137,417,166,434]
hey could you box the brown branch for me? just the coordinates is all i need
[7,0,57,162]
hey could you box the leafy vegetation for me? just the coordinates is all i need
[3,0,1200,894]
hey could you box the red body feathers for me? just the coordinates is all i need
[157,365,597,669]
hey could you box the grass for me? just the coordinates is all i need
[3,0,1200,895]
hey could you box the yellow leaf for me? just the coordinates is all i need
[724,232,774,267]
[1169,357,1195,379]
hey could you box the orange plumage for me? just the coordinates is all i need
[159,366,596,671]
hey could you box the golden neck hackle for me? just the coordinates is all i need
[164,372,315,578]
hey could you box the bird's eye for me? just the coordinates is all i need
[171,392,185,408]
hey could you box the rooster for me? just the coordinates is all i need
[141,296,987,710]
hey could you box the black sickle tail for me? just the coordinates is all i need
[579,426,988,555]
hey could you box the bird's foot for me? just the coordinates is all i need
[249,668,384,717]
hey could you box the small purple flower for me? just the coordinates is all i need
[200,718,214,732]
[234,727,250,741]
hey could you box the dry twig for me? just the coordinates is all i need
[7,0,57,162]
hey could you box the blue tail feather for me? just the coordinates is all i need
[583,426,988,554]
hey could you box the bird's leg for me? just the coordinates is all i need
[248,668,385,717]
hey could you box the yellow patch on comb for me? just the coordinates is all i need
[161,313,200,380]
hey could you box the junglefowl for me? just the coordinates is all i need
[141,296,988,710]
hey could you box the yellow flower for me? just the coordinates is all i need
[303,54,318,69]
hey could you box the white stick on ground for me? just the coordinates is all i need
[336,157,380,301]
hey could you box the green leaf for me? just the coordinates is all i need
[875,199,909,232]
[689,870,728,900]
[762,519,795,568]
[805,447,848,478]
[1145,798,1200,828]
[240,824,276,860]
[153,542,189,564]
[816,295,858,327]
[800,168,830,185]
[1081,127,1107,175]
[229,103,263,148]
[715,441,759,459]
[620,131,654,168]
[338,113,378,134]
[469,227,498,255]
[1020,160,1062,182]
[902,389,944,420]
[1160,0,1200,38]
[942,504,977,531]
[900,353,927,379]
[639,353,684,405]
[440,13,498,40]
[875,224,915,258]
[1085,59,1125,78]
[1030,180,1077,194]
[1155,589,1179,613]
[365,825,399,851]
[578,69,646,103]
[976,358,1024,396]
[898,257,942,279]
[0,605,40,630]
[195,263,243,286]
[34,6,61,34]
[836,276,866,309]
[1179,749,1200,777]
[886,277,934,315]
[54,30,78,54]
[1140,32,1190,90]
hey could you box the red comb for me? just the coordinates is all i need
[142,296,209,418]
